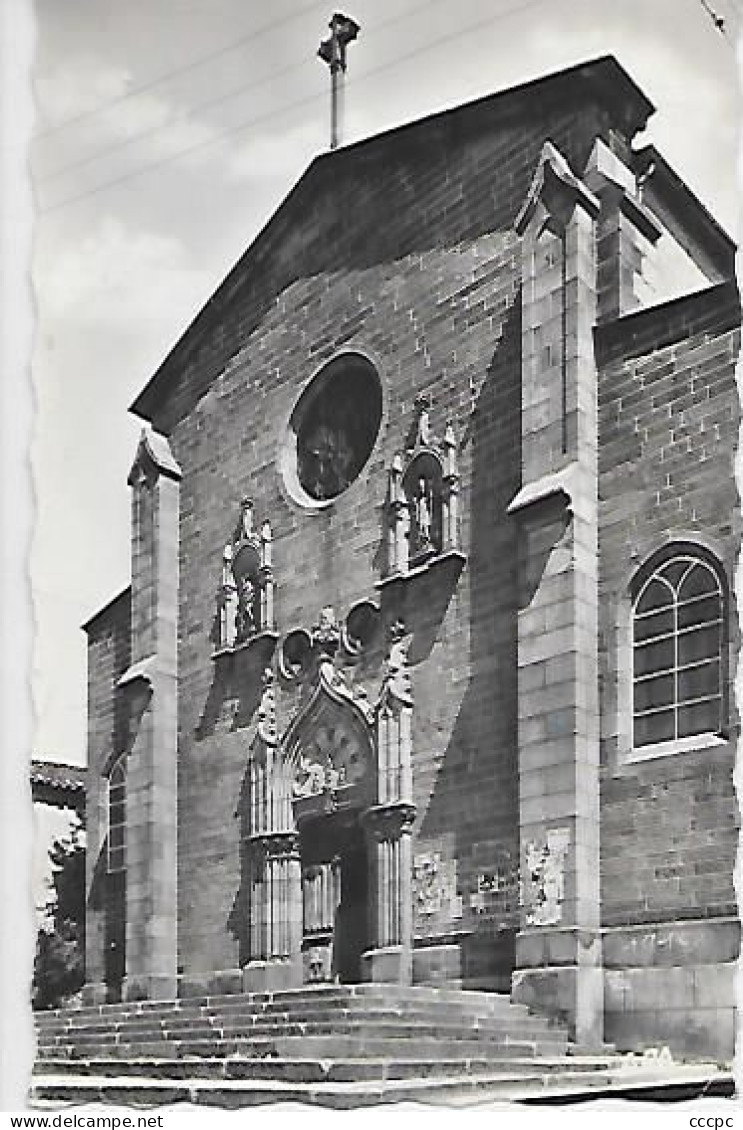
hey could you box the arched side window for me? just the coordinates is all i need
[632,549,725,751]
[107,758,126,874]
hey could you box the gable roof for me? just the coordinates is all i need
[82,585,131,635]
[130,55,654,430]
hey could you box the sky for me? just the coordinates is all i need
[31,0,741,767]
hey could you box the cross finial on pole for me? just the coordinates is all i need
[318,12,359,150]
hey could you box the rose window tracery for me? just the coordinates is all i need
[284,352,383,506]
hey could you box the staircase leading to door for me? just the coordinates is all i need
[32,984,723,1106]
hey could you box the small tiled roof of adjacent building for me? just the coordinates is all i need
[31,759,86,812]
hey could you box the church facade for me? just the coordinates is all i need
[82,57,739,1060]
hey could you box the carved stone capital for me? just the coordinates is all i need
[362,802,416,841]
[248,830,300,859]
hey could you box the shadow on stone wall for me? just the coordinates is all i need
[416,291,522,987]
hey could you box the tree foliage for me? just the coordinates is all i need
[33,819,86,1010]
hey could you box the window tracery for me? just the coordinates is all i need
[632,546,726,750]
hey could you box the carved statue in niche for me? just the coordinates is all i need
[412,476,434,558]
[235,576,257,643]
[214,498,276,650]
[384,394,461,577]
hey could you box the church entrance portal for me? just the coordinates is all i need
[242,646,416,990]
[299,807,369,984]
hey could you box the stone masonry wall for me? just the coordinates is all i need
[147,100,615,436]
[596,284,740,1057]
[166,100,626,984]
[83,589,131,999]
[170,233,523,984]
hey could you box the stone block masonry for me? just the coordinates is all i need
[78,57,738,1063]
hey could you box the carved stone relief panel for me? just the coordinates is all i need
[520,827,570,926]
[292,714,369,798]
[413,851,461,926]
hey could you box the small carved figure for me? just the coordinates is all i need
[293,754,326,798]
[413,392,432,447]
[415,477,433,546]
[235,576,256,641]
[325,755,340,791]
[312,605,340,657]
[257,668,277,745]
[235,497,255,543]
[221,543,234,588]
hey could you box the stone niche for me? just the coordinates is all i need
[381,393,464,584]
[214,498,278,655]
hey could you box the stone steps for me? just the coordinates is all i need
[32,983,586,1104]
[36,1005,558,1030]
[35,984,525,1021]
[33,1053,617,1084]
[36,1016,564,1046]
[36,1034,567,1062]
[29,1072,602,1108]
[35,984,567,1066]
[33,1064,729,1109]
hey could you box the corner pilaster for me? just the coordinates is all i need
[583,138,661,322]
[120,428,181,1001]
[509,143,603,1047]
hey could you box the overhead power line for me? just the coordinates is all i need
[35,0,574,215]
[698,0,733,39]
[33,0,323,140]
[38,54,316,183]
[40,0,471,184]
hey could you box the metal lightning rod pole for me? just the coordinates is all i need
[318,13,359,150]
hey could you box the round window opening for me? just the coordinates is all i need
[285,353,382,505]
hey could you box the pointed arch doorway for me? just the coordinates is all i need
[288,668,376,985]
[296,805,370,984]
[243,655,416,990]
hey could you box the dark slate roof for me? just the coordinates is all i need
[633,146,736,282]
[81,585,131,634]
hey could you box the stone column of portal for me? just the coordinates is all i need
[508,143,603,1047]
[362,803,416,984]
[243,672,303,992]
[121,429,181,1001]
[362,627,416,983]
